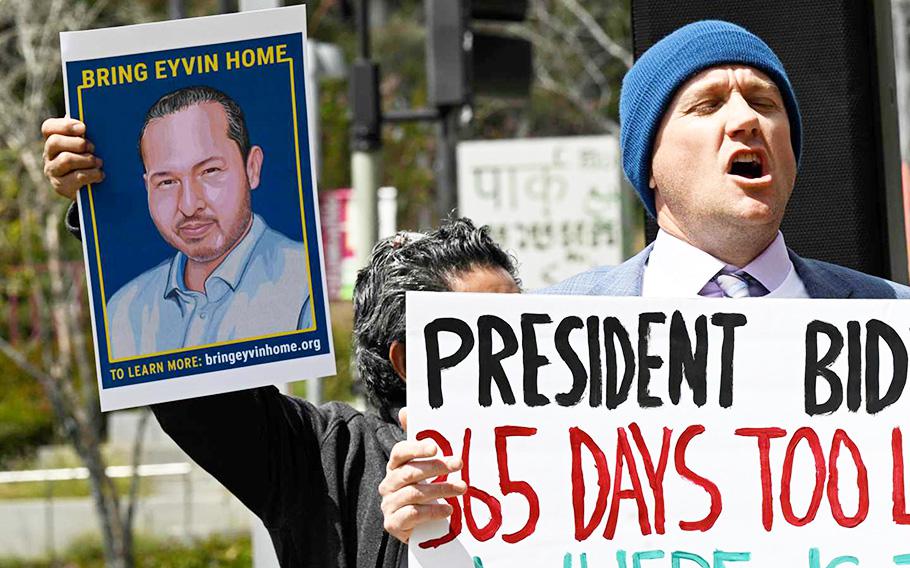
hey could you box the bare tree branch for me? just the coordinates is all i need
[0,1,151,565]
[556,0,632,68]
[491,0,630,135]
[124,410,152,535]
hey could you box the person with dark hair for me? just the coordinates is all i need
[39,119,523,566]
[354,223,520,421]
[46,85,312,360]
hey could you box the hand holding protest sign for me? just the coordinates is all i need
[406,292,910,567]
[380,408,468,543]
[41,117,103,200]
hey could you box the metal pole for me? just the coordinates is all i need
[895,0,910,158]
[218,0,239,13]
[377,186,398,238]
[435,106,459,219]
[875,0,910,283]
[239,0,283,9]
[168,0,185,19]
[370,0,389,28]
[45,480,55,561]
[349,0,381,268]
[183,471,192,540]
[350,151,381,269]
[358,0,371,60]
[306,44,322,185]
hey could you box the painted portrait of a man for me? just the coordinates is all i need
[107,85,312,359]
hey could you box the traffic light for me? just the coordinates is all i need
[426,0,533,107]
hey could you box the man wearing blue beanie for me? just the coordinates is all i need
[543,20,910,300]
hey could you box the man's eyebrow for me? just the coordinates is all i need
[742,79,781,95]
[147,156,226,180]
[680,76,780,104]
[192,156,226,170]
[148,169,176,180]
[679,79,728,101]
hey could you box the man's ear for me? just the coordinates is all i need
[389,340,406,382]
[649,174,656,190]
[246,145,264,190]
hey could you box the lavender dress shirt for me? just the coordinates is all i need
[641,229,809,298]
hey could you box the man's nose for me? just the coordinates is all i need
[724,93,761,139]
[178,177,205,216]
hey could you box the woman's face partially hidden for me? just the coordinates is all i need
[448,265,520,294]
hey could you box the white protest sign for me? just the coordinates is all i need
[407,292,910,567]
[457,137,624,289]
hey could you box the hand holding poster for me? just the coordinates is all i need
[406,292,910,566]
[61,7,334,411]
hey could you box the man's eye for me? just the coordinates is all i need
[750,97,780,110]
[202,167,221,175]
[691,100,721,114]
[157,179,177,188]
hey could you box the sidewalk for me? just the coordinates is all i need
[0,410,252,559]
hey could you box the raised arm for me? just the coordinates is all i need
[152,386,327,524]
[42,117,103,240]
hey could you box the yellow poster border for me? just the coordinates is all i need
[78,45,319,366]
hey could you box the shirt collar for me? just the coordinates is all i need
[165,253,186,299]
[738,231,791,292]
[164,214,265,298]
[646,229,792,296]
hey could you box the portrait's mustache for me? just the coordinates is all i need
[176,215,217,229]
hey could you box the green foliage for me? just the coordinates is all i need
[323,300,356,402]
[0,159,55,467]
[292,300,356,403]
[374,13,439,229]
[0,350,53,467]
[317,79,352,191]
[0,533,252,568]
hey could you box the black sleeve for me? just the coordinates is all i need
[151,386,329,527]
[65,201,81,241]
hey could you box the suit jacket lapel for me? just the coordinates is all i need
[592,244,652,296]
[789,250,853,299]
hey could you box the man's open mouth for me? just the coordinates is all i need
[728,151,764,179]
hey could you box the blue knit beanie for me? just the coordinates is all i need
[620,20,802,217]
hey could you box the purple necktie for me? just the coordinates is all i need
[712,270,768,298]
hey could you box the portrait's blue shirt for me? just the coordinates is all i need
[107,214,312,359]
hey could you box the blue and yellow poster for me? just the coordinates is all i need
[61,6,335,410]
